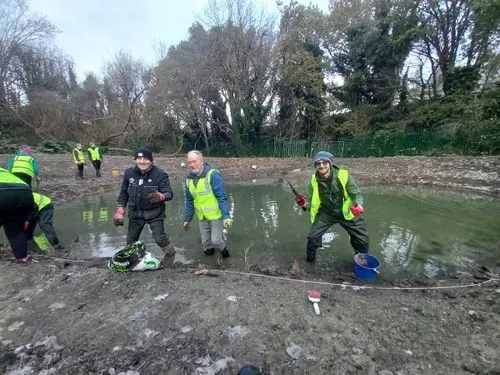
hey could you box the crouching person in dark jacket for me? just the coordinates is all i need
[26,193,64,249]
[0,168,34,263]
[113,147,175,261]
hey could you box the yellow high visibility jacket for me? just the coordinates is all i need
[32,192,52,213]
[73,149,85,164]
[186,169,222,221]
[10,155,35,177]
[310,169,355,223]
[88,147,101,161]
[0,167,28,185]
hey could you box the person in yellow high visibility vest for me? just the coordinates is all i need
[297,151,369,262]
[7,147,40,187]
[87,142,102,177]
[183,150,231,258]
[73,143,86,179]
[0,167,35,263]
[25,192,64,249]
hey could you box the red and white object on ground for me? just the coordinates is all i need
[307,290,321,315]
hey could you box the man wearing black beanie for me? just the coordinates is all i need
[113,147,175,260]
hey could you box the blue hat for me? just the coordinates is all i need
[313,151,334,165]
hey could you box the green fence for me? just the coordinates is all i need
[204,128,499,158]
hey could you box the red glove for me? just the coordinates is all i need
[350,204,364,217]
[24,221,30,231]
[113,208,125,226]
[295,194,307,208]
[148,192,166,203]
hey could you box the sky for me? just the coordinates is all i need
[29,0,330,82]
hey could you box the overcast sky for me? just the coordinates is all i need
[29,0,329,82]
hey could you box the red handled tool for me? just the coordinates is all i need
[307,290,321,315]
[285,178,307,211]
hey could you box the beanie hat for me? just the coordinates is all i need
[21,147,32,155]
[134,147,153,162]
[313,151,334,165]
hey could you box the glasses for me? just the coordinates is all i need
[315,161,329,167]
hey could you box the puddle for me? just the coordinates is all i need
[49,184,500,280]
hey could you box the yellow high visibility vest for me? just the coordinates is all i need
[0,167,28,185]
[310,169,355,223]
[73,149,85,164]
[10,155,35,177]
[32,192,52,213]
[88,147,101,161]
[186,169,222,221]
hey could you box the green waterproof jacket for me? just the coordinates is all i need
[308,167,364,222]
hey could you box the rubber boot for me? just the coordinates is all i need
[220,247,230,258]
[203,247,215,256]
[306,248,316,262]
[162,242,175,262]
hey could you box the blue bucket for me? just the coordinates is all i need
[354,254,381,282]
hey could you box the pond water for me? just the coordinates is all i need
[48,184,500,280]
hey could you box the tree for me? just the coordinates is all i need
[276,2,328,140]
[201,0,277,154]
[327,0,420,110]
[417,0,499,95]
[0,0,57,110]
[101,50,154,146]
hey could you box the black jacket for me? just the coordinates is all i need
[117,165,173,220]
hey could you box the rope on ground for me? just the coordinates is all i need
[30,254,499,292]
[208,268,500,291]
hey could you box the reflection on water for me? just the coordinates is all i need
[52,184,500,280]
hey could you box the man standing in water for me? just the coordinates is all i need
[113,147,175,260]
[298,151,369,262]
[183,150,231,258]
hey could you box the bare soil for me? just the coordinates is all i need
[0,154,499,375]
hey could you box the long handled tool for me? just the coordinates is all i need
[307,290,321,315]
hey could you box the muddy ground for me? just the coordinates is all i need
[0,154,499,375]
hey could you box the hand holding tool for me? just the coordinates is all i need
[295,194,307,208]
[286,178,307,211]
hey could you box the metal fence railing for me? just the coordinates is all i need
[203,128,499,158]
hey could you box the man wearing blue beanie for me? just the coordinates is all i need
[296,151,369,262]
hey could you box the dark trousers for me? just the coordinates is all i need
[306,211,369,260]
[91,160,101,176]
[76,164,84,178]
[26,205,60,246]
[127,215,170,249]
[12,172,32,187]
[0,188,34,258]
